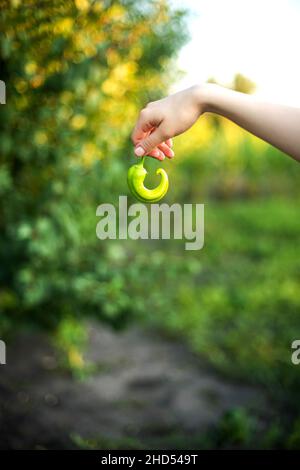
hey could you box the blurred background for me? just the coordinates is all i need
[1,0,300,450]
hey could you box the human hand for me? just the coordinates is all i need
[131,85,205,161]
[133,82,300,162]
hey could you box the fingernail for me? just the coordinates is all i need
[169,149,175,157]
[135,146,145,157]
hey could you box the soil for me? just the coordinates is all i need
[0,323,267,449]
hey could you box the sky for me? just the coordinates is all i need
[170,0,300,106]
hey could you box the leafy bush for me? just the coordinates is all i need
[0,0,187,335]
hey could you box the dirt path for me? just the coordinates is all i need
[0,323,267,449]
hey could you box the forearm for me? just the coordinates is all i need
[198,84,300,162]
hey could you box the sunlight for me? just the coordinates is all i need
[171,0,300,105]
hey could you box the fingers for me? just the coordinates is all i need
[131,107,174,160]
[131,108,162,145]
[135,143,173,161]
[134,126,167,157]
[147,148,166,161]
[158,141,174,158]
[134,138,174,161]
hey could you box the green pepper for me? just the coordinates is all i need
[127,156,169,203]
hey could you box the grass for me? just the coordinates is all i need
[55,192,300,448]
[154,196,300,392]
[71,408,286,450]
[127,194,297,448]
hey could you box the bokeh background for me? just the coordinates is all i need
[1,0,300,450]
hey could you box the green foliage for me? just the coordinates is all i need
[72,433,145,450]
[0,0,187,335]
[154,198,300,395]
[216,408,256,447]
[54,316,90,378]
[1,0,300,450]
[286,419,300,449]
[232,73,256,94]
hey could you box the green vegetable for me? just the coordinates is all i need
[127,156,169,203]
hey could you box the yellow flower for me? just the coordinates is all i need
[102,62,137,97]
[106,49,120,67]
[106,4,125,21]
[129,45,142,61]
[68,347,84,368]
[71,114,87,130]
[25,61,37,75]
[34,131,48,146]
[30,75,45,89]
[82,143,102,166]
[75,0,89,12]
[54,18,74,35]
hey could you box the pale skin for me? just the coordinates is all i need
[131,83,300,162]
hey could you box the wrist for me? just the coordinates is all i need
[193,83,222,114]
[192,83,211,113]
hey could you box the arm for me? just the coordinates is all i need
[204,84,300,161]
[132,84,300,162]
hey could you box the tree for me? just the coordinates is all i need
[0,0,187,335]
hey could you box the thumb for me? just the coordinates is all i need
[134,127,165,157]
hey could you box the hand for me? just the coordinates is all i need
[133,82,300,162]
[131,85,204,161]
